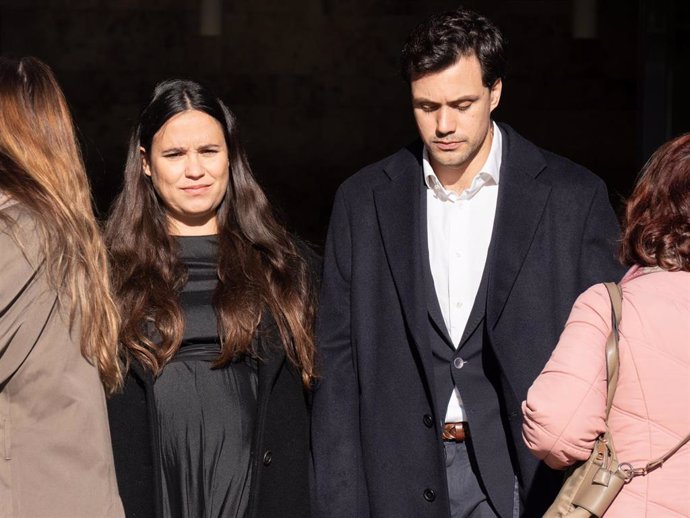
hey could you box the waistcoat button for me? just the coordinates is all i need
[423,488,436,502]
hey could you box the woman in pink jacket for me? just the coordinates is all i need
[522,133,690,518]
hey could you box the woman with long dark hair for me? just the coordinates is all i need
[522,134,690,517]
[0,57,124,517]
[106,79,316,518]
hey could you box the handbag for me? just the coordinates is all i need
[544,281,690,518]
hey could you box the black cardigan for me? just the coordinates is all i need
[107,314,311,518]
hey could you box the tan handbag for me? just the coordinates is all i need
[544,281,690,518]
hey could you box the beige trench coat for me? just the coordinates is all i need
[0,199,124,518]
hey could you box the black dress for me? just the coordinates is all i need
[108,237,317,518]
[153,235,258,518]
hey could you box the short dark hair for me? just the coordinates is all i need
[620,133,690,272]
[401,6,506,86]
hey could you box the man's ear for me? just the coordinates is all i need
[489,79,502,112]
[141,146,152,177]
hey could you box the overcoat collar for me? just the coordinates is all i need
[372,124,551,362]
[373,142,438,405]
[486,123,551,329]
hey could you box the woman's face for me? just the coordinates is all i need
[142,109,230,236]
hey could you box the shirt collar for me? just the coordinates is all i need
[423,121,502,201]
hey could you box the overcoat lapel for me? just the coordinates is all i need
[487,125,551,329]
[127,358,164,518]
[420,194,454,349]
[247,315,287,518]
[256,313,286,398]
[373,144,438,402]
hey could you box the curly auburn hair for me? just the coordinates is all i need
[620,133,690,272]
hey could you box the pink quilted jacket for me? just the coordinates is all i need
[522,268,690,517]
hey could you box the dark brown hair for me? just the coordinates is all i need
[0,57,122,393]
[620,133,690,271]
[105,79,316,386]
[401,6,506,85]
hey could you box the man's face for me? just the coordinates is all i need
[411,54,502,174]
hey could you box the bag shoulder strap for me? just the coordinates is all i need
[602,282,622,418]
[643,433,690,474]
[602,280,690,478]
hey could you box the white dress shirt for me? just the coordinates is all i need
[424,122,502,423]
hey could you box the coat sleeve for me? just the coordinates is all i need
[578,179,626,286]
[521,284,612,469]
[0,216,47,385]
[311,187,370,518]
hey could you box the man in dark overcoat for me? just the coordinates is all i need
[311,7,625,518]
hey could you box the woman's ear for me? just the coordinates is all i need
[141,146,152,177]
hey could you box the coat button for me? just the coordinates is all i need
[262,450,272,466]
[453,357,466,369]
[423,488,436,502]
[423,414,433,428]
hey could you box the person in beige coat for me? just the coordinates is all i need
[522,133,690,517]
[0,57,124,518]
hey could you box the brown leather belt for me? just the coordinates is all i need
[442,422,468,442]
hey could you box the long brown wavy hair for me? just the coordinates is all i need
[0,57,122,393]
[620,133,690,272]
[105,80,316,386]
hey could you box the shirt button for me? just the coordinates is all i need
[455,301,463,309]
[455,251,461,258]
[453,357,466,369]
[423,488,436,502]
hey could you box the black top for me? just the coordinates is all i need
[107,235,318,518]
[154,235,257,518]
[175,235,221,360]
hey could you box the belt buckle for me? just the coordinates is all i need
[442,421,467,442]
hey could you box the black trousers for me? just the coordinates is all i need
[444,441,502,518]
